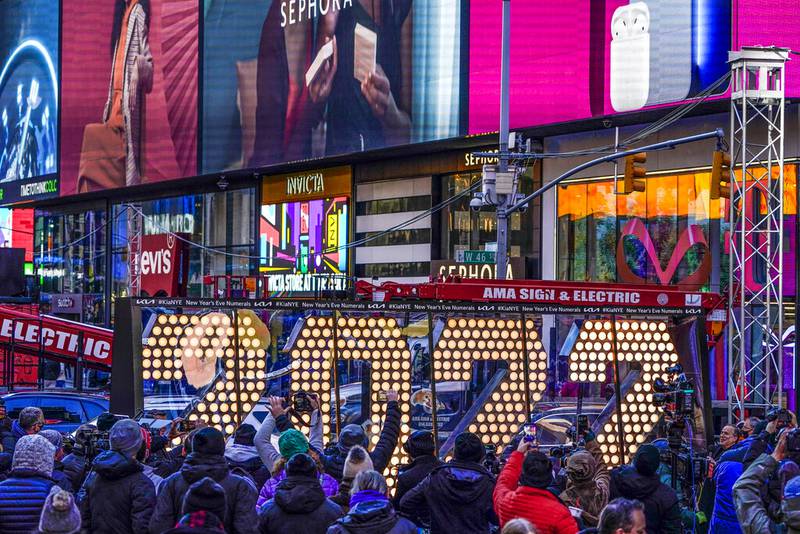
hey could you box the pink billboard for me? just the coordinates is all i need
[469,1,797,135]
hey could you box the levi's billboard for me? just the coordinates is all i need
[136,233,189,297]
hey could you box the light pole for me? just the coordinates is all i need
[495,0,512,280]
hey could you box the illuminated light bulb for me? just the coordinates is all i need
[143,370,152,380]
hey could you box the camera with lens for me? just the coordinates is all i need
[290,391,316,415]
[652,365,694,420]
[482,444,502,476]
[767,408,793,431]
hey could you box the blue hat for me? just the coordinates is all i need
[785,474,800,499]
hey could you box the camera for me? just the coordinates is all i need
[469,197,483,212]
[291,391,316,415]
[652,365,694,421]
[767,408,793,431]
[482,444,502,476]
[177,419,198,433]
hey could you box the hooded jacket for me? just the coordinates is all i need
[258,475,343,534]
[733,453,800,534]
[709,442,749,534]
[258,467,339,507]
[399,459,496,534]
[559,442,609,528]
[609,465,681,534]
[62,450,90,492]
[392,454,441,508]
[226,444,270,490]
[493,451,578,534]
[79,450,156,534]
[149,452,258,534]
[327,500,416,534]
[0,468,56,533]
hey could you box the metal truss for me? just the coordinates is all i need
[728,47,789,420]
[128,204,142,297]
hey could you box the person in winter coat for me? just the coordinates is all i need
[609,444,680,534]
[163,511,226,534]
[392,430,441,508]
[493,439,578,534]
[0,399,16,452]
[258,452,343,534]
[39,429,73,492]
[327,470,416,534]
[0,433,57,533]
[276,390,400,482]
[559,439,610,528]
[79,418,156,533]
[733,431,800,534]
[330,446,374,512]
[227,424,270,489]
[399,432,496,534]
[136,426,164,492]
[11,406,45,448]
[149,427,259,534]
[256,423,338,507]
[255,397,320,474]
[597,498,647,534]
[34,486,82,534]
[62,424,95,492]
[162,476,228,534]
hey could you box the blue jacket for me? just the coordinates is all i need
[709,437,765,534]
[0,468,56,533]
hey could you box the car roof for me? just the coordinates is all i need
[2,391,108,401]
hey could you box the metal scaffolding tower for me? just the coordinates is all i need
[127,204,143,297]
[728,47,789,420]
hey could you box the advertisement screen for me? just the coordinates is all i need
[0,207,34,266]
[469,1,731,134]
[260,196,349,294]
[202,0,464,173]
[0,0,59,205]
[60,0,198,197]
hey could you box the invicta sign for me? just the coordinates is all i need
[286,172,325,196]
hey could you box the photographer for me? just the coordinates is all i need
[62,424,97,492]
[733,430,800,533]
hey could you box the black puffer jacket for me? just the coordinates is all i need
[226,444,270,489]
[79,450,156,534]
[392,455,441,507]
[319,401,402,481]
[0,468,56,533]
[398,460,496,534]
[0,418,14,453]
[62,451,90,492]
[609,465,681,534]
[149,452,258,534]
[327,500,416,534]
[258,475,343,534]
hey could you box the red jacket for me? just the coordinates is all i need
[493,451,578,534]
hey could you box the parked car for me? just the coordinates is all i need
[2,391,109,434]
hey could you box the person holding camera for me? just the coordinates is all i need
[492,438,577,534]
[226,424,270,490]
[79,418,157,534]
[559,434,610,528]
[392,430,441,509]
[733,429,800,533]
[400,432,497,534]
[61,424,96,493]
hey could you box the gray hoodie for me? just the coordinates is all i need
[734,453,800,534]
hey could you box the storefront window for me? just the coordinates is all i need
[553,167,797,291]
[438,169,540,269]
[34,207,108,325]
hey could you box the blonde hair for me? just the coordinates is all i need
[351,470,388,496]
[501,518,538,534]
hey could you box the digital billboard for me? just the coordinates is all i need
[59,0,198,197]
[202,0,464,173]
[0,207,33,265]
[0,0,59,205]
[260,197,349,294]
[469,1,731,134]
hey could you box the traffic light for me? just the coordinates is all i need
[710,150,732,200]
[619,153,647,194]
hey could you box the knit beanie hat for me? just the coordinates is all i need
[634,445,661,477]
[192,427,226,456]
[13,434,55,477]
[38,486,80,534]
[338,424,369,453]
[278,429,309,459]
[39,430,63,451]
[175,511,225,533]
[343,445,374,480]
[182,476,227,521]
[286,453,318,478]
[566,450,597,483]
[454,432,484,463]
[404,430,435,458]
[520,451,554,489]
[110,419,143,458]
[234,424,257,446]
[785,474,800,500]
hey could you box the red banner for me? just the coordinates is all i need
[138,233,189,297]
[0,307,113,366]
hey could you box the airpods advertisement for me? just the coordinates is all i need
[469,0,732,134]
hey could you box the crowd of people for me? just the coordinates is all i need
[0,393,797,534]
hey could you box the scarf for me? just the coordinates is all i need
[349,489,389,508]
